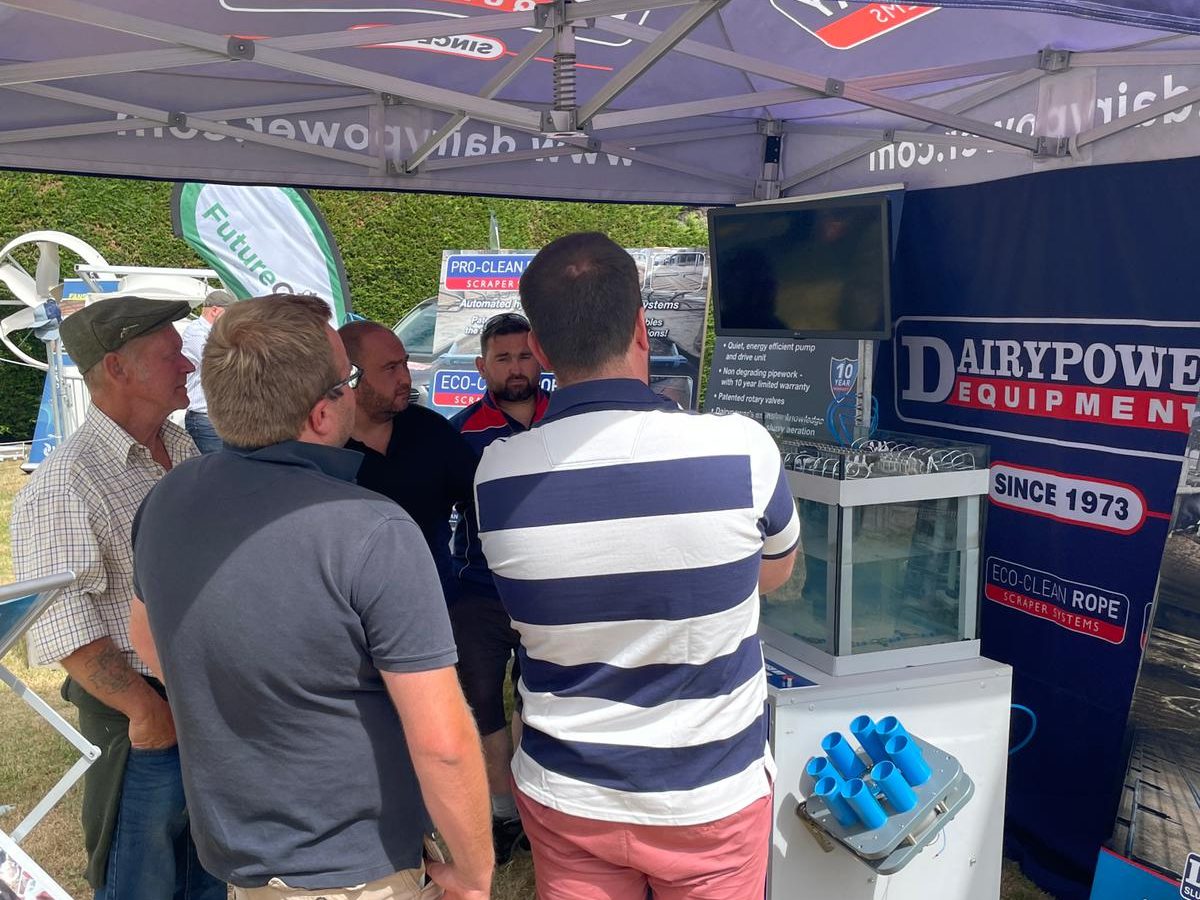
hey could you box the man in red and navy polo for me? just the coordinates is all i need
[450,312,550,863]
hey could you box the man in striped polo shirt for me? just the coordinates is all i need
[475,232,800,899]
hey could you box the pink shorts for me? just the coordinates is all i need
[515,788,772,900]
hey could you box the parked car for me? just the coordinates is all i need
[391,296,448,407]
[644,250,708,292]
[393,295,696,418]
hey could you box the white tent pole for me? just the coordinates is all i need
[616,123,758,146]
[0,0,543,132]
[0,94,378,148]
[562,0,700,18]
[785,124,1026,153]
[0,0,696,128]
[260,13,538,52]
[595,16,1043,153]
[270,0,701,50]
[0,15,545,89]
[4,83,381,168]
[578,0,729,125]
[0,48,218,88]
[404,29,553,173]
[852,56,1041,92]
[1071,48,1200,66]
[591,63,1051,131]
[781,68,1045,190]
[847,83,1042,149]
[0,0,533,50]
[0,0,696,83]
[216,45,542,132]
[0,119,155,145]
[1074,83,1200,148]
[554,143,756,189]
[421,137,754,190]
[594,88,821,130]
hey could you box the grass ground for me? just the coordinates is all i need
[0,460,1052,898]
[1,460,90,897]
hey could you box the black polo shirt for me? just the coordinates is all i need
[346,403,477,603]
[132,441,457,889]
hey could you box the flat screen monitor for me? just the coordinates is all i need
[708,194,892,340]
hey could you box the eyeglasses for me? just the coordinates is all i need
[481,312,530,336]
[325,363,362,397]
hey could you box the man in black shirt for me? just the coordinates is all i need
[339,321,477,603]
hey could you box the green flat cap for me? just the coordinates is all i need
[61,295,191,373]
[203,289,235,308]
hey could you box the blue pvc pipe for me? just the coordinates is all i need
[806,756,844,793]
[850,714,889,764]
[814,776,857,828]
[885,734,932,786]
[871,760,918,813]
[841,778,887,830]
[876,715,909,746]
[821,731,866,779]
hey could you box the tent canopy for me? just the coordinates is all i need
[2,0,1200,203]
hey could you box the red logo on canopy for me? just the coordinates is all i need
[432,0,552,10]
[770,1,937,50]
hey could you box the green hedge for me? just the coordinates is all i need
[0,171,710,438]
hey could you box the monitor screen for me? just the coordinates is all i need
[708,194,892,339]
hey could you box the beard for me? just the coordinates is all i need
[358,378,407,418]
[494,378,535,403]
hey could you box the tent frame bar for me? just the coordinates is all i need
[0,0,1196,196]
[577,0,728,125]
[419,133,755,191]
[1074,82,1200,147]
[6,83,383,168]
[1,0,545,130]
[0,94,379,147]
[404,29,554,172]
[594,14,1044,153]
[781,68,1046,191]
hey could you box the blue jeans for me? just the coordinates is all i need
[184,411,224,454]
[95,746,225,900]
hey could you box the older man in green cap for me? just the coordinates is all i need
[10,296,225,900]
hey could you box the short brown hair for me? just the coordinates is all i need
[479,312,531,356]
[518,232,641,381]
[202,295,338,448]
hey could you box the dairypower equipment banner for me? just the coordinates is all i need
[171,182,351,324]
[875,156,1200,899]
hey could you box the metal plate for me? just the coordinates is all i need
[801,733,976,875]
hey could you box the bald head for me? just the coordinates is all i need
[337,321,413,422]
[338,320,393,365]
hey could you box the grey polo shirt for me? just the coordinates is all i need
[132,440,457,889]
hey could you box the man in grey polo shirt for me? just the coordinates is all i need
[129,294,493,899]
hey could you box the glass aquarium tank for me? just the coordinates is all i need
[761,429,990,676]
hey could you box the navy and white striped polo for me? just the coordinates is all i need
[475,378,800,826]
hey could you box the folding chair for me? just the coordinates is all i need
[0,572,100,845]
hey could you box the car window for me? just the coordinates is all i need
[393,299,437,355]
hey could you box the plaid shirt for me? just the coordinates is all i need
[11,406,197,673]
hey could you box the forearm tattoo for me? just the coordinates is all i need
[84,642,137,695]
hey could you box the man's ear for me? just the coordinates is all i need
[632,310,650,352]
[527,330,552,371]
[474,355,486,377]
[100,351,128,385]
[306,395,332,439]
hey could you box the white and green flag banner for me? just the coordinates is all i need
[171,183,350,324]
